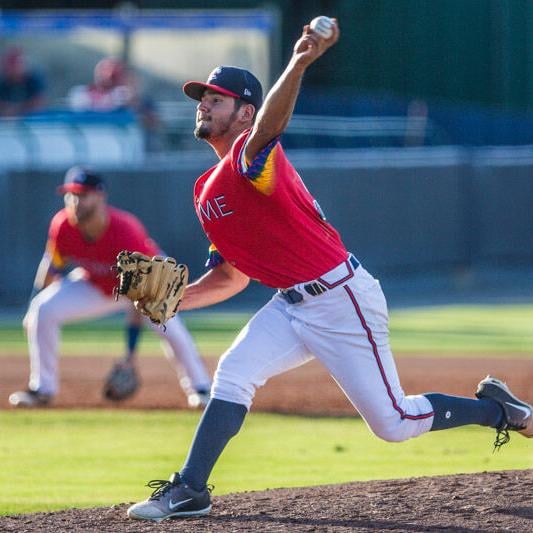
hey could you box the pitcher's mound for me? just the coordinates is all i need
[1,470,531,532]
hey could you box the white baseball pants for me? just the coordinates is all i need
[212,260,435,442]
[24,269,210,396]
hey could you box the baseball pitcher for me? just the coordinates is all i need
[126,16,532,522]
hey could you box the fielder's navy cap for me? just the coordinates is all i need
[57,166,105,194]
[183,66,263,110]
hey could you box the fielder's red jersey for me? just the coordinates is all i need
[47,206,159,295]
[194,129,347,288]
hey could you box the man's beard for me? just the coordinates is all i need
[194,122,210,139]
[73,204,97,224]
[194,111,237,140]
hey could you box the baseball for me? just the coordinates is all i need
[310,16,334,39]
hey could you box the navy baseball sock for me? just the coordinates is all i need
[180,398,247,491]
[126,324,141,354]
[425,393,504,431]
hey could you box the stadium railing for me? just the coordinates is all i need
[157,100,444,150]
[0,110,145,170]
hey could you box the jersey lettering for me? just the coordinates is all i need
[193,130,348,287]
[198,194,234,222]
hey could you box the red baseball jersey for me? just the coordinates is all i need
[194,129,347,288]
[46,206,159,295]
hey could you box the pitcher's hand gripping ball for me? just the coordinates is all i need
[115,250,188,326]
[309,16,334,39]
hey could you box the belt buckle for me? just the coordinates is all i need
[304,282,327,296]
[281,288,303,304]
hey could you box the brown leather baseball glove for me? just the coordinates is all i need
[103,361,140,401]
[114,250,188,326]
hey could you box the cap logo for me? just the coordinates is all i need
[244,88,252,96]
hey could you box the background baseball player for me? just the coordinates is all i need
[9,166,211,408]
[122,305,144,364]
[126,17,533,522]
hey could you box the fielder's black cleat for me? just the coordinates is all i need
[475,375,533,450]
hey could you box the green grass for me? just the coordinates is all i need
[1,304,533,357]
[1,304,531,517]
[1,410,531,516]
[0,312,252,357]
[390,304,533,354]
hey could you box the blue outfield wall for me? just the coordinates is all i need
[2,145,533,308]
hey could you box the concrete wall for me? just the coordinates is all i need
[2,145,533,307]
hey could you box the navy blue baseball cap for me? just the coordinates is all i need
[183,66,263,110]
[57,166,105,194]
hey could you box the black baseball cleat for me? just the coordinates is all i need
[127,472,212,522]
[475,375,533,449]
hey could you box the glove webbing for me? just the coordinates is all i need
[115,270,134,299]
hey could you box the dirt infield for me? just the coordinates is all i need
[1,354,532,413]
[2,354,532,531]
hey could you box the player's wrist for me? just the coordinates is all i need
[287,54,309,73]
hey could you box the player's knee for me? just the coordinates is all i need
[211,375,257,411]
[366,414,431,442]
[372,428,411,442]
[369,424,410,443]
[363,412,416,442]
[363,394,434,442]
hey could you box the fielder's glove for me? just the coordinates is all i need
[114,250,188,326]
[103,362,140,401]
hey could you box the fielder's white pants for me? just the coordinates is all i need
[212,261,434,442]
[24,270,211,396]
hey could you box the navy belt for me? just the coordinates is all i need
[280,255,359,304]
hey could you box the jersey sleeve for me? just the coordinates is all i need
[46,213,68,273]
[205,243,225,269]
[45,242,67,274]
[235,130,281,195]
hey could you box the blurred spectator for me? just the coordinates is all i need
[68,57,163,151]
[0,47,46,117]
[68,57,131,112]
